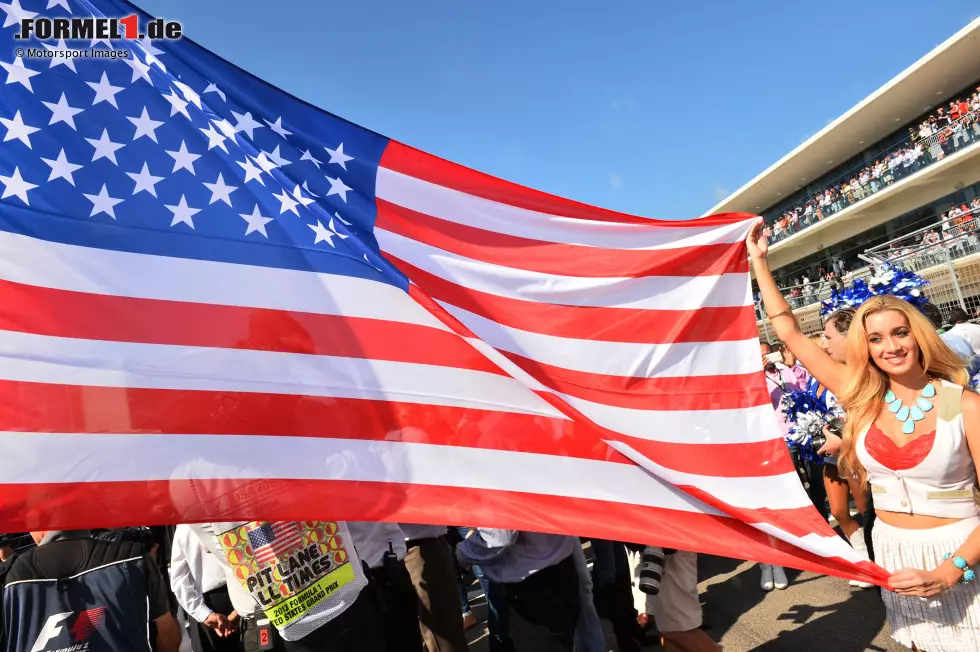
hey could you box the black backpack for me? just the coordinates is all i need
[1,539,152,652]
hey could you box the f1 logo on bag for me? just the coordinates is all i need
[30,607,107,652]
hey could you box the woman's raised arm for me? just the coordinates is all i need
[747,221,847,395]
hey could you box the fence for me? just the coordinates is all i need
[764,109,980,245]
[757,210,980,341]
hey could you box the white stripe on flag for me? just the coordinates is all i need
[438,301,763,378]
[0,329,565,419]
[0,431,804,511]
[0,229,445,329]
[376,167,754,249]
[377,228,752,309]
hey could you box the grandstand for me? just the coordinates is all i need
[707,18,980,337]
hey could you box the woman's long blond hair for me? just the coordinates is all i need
[837,296,969,482]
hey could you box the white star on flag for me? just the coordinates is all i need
[85,128,125,164]
[174,81,202,110]
[291,184,315,207]
[252,152,278,173]
[46,0,71,13]
[43,40,78,73]
[199,123,229,153]
[0,166,37,204]
[124,55,152,84]
[1,109,40,148]
[127,107,164,142]
[300,149,322,168]
[166,141,201,175]
[137,38,166,71]
[2,56,40,92]
[166,195,201,229]
[308,219,335,246]
[41,93,83,130]
[324,142,353,170]
[302,181,318,197]
[163,89,190,119]
[236,157,265,185]
[83,183,123,219]
[126,162,164,197]
[239,205,273,237]
[272,188,299,216]
[325,175,352,202]
[262,145,290,167]
[232,110,263,139]
[0,0,37,29]
[328,217,348,239]
[264,116,291,139]
[41,149,83,186]
[213,119,237,139]
[87,71,124,108]
[203,81,225,102]
[335,211,353,226]
[90,37,112,49]
[203,172,237,206]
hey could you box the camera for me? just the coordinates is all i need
[811,417,844,451]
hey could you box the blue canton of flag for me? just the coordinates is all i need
[0,0,406,288]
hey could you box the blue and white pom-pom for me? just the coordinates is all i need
[820,263,929,315]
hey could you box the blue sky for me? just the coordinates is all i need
[137,0,977,219]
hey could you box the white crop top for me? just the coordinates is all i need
[855,380,979,519]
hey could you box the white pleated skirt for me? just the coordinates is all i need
[874,517,980,651]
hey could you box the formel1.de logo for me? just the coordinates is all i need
[15,15,182,41]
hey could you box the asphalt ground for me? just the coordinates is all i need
[463,553,905,652]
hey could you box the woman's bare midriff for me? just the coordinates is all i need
[876,510,969,529]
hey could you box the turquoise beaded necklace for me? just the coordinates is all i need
[883,381,936,434]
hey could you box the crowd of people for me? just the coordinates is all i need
[761,85,980,245]
[0,519,727,652]
[751,220,980,651]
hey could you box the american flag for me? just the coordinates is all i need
[0,0,885,585]
[246,522,303,566]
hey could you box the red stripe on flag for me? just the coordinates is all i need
[0,279,503,375]
[376,200,748,278]
[0,381,626,465]
[0,478,888,585]
[499,350,769,411]
[380,141,759,228]
[390,257,758,344]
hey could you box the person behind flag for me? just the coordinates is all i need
[456,530,580,652]
[170,524,243,652]
[0,529,180,652]
[750,222,980,650]
[399,524,469,652]
[758,341,798,592]
[188,521,385,652]
[807,308,874,589]
[346,522,424,652]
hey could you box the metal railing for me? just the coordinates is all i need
[757,211,980,339]
[764,109,980,245]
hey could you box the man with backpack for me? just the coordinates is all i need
[0,529,180,652]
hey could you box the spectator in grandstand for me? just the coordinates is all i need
[948,308,980,354]
[764,88,978,244]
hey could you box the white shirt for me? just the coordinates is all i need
[949,322,980,353]
[399,524,448,541]
[347,521,407,569]
[188,524,260,617]
[170,524,231,622]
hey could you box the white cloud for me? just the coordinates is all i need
[610,173,623,189]
[714,184,728,200]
